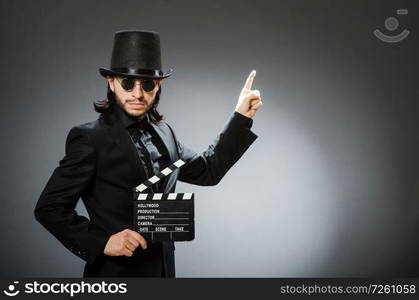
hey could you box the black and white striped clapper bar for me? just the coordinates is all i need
[133,159,194,241]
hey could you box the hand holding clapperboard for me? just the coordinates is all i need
[133,159,194,241]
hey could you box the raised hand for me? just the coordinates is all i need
[235,70,263,118]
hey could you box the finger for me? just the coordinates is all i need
[123,249,133,257]
[252,89,260,97]
[127,237,140,249]
[249,99,259,109]
[124,240,137,252]
[250,98,260,105]
[246,91,261,101]
[251,101,263,110]
[247,95,261,104]
[127,230,147,249]
[243,70,256,90]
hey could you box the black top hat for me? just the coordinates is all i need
[99,30,173,79]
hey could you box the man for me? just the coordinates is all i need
[34,30,262,277]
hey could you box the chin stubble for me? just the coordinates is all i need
[117,97,153,119]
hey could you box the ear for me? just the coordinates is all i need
[107,76,115,92]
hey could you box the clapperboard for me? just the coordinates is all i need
[133,159,195,241]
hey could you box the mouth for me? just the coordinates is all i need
[129,102,146,108]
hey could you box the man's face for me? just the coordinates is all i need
[107,76,162,119]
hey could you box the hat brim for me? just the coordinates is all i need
[99,67,173,79]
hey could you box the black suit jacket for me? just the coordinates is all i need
[34,107,258,277]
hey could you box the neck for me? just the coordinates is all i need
[137,113,147,121]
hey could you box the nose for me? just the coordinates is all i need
[132,82,144,99]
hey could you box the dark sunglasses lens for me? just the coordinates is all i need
[141,79,156,92]
[121,78,135,90]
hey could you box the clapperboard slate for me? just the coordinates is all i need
[133,159,195,241]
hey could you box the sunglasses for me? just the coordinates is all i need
[115,77,158,93]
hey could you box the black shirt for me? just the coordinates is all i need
[118,108,170,193]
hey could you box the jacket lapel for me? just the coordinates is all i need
[150,122,178,163]
[102,109,179,188]
[149,122,181,193]
[102,111,148,186]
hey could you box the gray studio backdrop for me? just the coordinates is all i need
[1,0,418,277]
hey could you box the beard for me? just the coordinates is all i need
[115,94,155,120]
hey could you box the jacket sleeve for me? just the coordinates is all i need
[34,126,110,265]
[174,112,258,185]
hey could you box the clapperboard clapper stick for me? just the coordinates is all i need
[133,159,195,241]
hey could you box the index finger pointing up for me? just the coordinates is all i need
[243,70,256,90]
